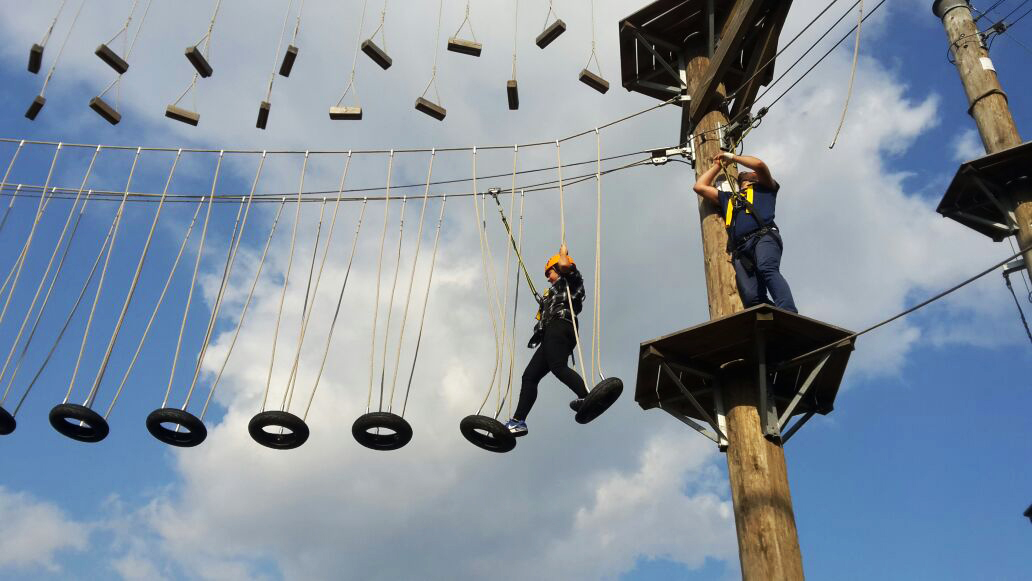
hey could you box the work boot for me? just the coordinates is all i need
[503,419,528,437]
[569,398,585,412]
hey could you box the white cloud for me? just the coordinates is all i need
[0,486,88,573]
[951,128,984,162]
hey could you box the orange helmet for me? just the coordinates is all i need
[545,253,574,276]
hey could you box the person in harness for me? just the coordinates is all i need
[503,243,588,437]
[693,151,797,313]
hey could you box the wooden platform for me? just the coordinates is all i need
[635,305,854,442]
[937,140,1032,241]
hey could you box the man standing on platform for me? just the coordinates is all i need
[693,151,798,313]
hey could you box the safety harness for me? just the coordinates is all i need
[723,182,780,271]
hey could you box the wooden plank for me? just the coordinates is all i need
[689,0,767,121]
[730,0,791,120]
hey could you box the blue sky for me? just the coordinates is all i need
[0,1,1030,580]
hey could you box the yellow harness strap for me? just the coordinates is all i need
[724,186,753,227]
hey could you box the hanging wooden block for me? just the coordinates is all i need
[507,79,519,110]
[278,44,299,77]
[415,97,446,121]
[95,44,129,75]
[256,100,271,129]
[329,106,363,120]
[28,43,44,74]
[185,46,213,78]
[165,104,200,126]
[89,96,121,125]
[361,39,392,70]
[447,37,482,57]
[25,95,46,120]
[536,19,566,48]
[579,69,610,94]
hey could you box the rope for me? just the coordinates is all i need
[124,0,153,61]
[500,190,526,419]
[336,0,369,106]
[266,0,296,100]
[829,0,863,149]
[64,148,142,405]
[453,1,477,41]
[290,0,308,45]
[87,150,184,409]
[39,0,69,46]
[281,153,352,413]
[260,152,308,412]
[555,140,566,245]
[1005,270,1032,346]
[0,186,53,307]
[566,280,589,394]
[376,197,407,411]
[197,0,225,55]
[387,151,435,411]
[400,196,446,417]
[421,0,445,102]
[367,151,394,412]
[592,128,604,381]
[472,148,507,415]
[40,0,85,97]
[584,0,602,74]
[200,198,288,420]
[511,0,518,79]
[303,198,368,421]
[103,193,205,416]
[0,141,26,237]
[542,0,561,31]
[369,0,390,48]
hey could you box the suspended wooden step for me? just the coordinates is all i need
[184,45,213,78]
[165,104,200,126]
[95,43,129,74]
[579,69,610,94]
[447,37,482,57]
[278,44,298,77]
[507,79,519,110]
[25,95,46,120]
[536,19,566,48]
[415,97,446,121]
[361,39,392,70]
[328,106,362,120]
[256,100,271,129]
[89,96,121,125]
[28,43,44,74]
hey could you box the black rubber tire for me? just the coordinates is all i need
[575,377,624,425]
[0,406,15,435]
[459,414,516,453]
[146,407,207,447]
[248,410,309,450]
[49,403,109,443]
[352,412,413,451]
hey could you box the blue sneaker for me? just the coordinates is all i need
[504,419,528,437]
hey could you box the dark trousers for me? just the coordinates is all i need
[513,319,587,421]
[732,230,798,313]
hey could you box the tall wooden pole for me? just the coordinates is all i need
[687,48,806,581]
[934,0,1032,278]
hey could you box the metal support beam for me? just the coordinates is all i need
[629,28,687,88]
[780,410,816,444]
[713,384,730,451]
[690,0,766,121]
[659,361,727,442]
[777,352,831,430]
[659,406,722,444]
[755,327,779,440]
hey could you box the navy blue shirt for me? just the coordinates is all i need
[718,181,780,243]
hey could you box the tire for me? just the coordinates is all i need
[146,407,207,447]
[0,406,15,436]
[352,412,413,451]
[575,377,623,424]
[459,414,516,453]
[49,403,109,443]
[248,410,309,450]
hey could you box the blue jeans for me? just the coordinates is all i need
[732,230,797,313]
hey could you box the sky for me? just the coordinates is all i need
[0,0,1030,580]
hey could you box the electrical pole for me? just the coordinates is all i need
[687,38,806,581]
[934,0,1032,279]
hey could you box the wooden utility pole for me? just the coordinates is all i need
[934,0,1032,278]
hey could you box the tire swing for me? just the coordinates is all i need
[255,0,308,129]
[25,0,84,120]
[571,131,622,424]
[140,154,263,447]
[0,146,97,436]
[50,148,144,443]
[415,0,447,120]
[329,1,369,120]
[459,148,522,454]
[355,152,414,451]
[89,0,153,125]
[250,154,315,450]
[165,0,224,125]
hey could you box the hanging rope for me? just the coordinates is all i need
[336,0,369,106]
[64,148,142,406]
[200,198,288,420]
[375,196,407,412]
[0,141,27,237]
[39,0,85,97]
[369,0,390,48]
[453,1,478,41]
[261,152,308,412]
[39,0,70,47]
[584,0,602,75]
[511,0,519,79]
[196,0,225,55]
[542,0,561,31]
[829,0,864,149]
[367,151,394,413]
[265,0,296,101]
[592,128,605,382]
[387,151,435,411]
[472,148,507,415]
[303,198,368,421]
[500,190,526,419]
[420,0,445,103]
[97,0,154,102]
[555,140,566,245]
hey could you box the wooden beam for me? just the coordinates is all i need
[729,0,792,120]
[689,0,767,122]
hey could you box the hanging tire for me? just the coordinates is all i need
[146,407,207,447]
[49,403,109,443]
[575,377,623,425]
[248,410,309,450]
[459,414,516,453]
[0,406,15,435]
[352,411,412,451]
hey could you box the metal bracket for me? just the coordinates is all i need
[754,321,780,441]
[653,354,728,445]
[628,27,688,89]
[777,352,831,430]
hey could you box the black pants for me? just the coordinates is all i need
[513,319,587,421]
